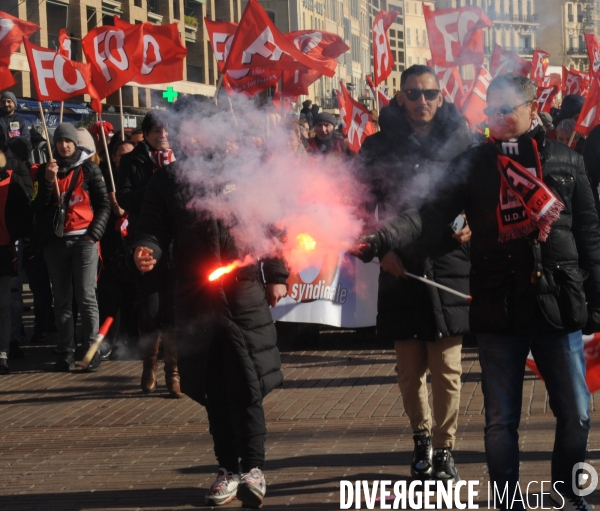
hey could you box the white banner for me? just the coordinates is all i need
[271,253,379,328]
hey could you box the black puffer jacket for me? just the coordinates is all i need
[583,123,600,219]
[33,153,110,242]
[357,99,473,342]
[116,142,154,237]
[131,163,289,406]
[376,129,600,334]
[0,112,29,140]
[0,150,34,276]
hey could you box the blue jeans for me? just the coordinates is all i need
[44,235,99,353]
[478,317,590,509]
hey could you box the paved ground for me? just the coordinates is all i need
[0,295,599,510]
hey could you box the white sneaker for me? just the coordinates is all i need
[237,467,266,509]
[205,467,240,506]
[549,487,592,511]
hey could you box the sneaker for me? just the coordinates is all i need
[55,352,75,372]
[204,468,240,506]
[237,467,266,509]
[549,487,592,511]
[411,430,433,479]
[432,448,460,483]
[9,340,25,359]
[84,351,101,372]
[0,356,9,375]
[99,343,112,361]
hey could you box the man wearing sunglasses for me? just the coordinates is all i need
[354,73,600,511]
[357,65,473,483]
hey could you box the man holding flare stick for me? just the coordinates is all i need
[351,73,600,511]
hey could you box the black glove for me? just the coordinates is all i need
[583,306,600,335]
[348,232,383,263]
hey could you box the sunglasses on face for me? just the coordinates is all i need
[402,89,441,101]
[484,101,531,118]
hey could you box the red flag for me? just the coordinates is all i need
[81,24,144,108]
[339,81,376,153]
[222,0,335,77]
[489,44,533,78]
[531,50,550,84]
[272,92,296,112]
[335,89,347,134]
[431,62,467,108]
[204,18,279,97]
[461,66,492,128]
[423,4,491,67]
[366,75,390,109]
[281,30,348,96]
[23,38,101,111]
[372,10,399,86]
[527,333,600,393]
[575,78,600,136]
[562,67,589,96]
[58,28,71,60]
[113,17,187,85]
[585,33,600,79]
[536,85,559,113]
[0,10,39,88]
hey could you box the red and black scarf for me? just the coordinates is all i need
[491,127,563,242]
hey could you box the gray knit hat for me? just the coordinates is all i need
[53,123,79,146]
[313,112,337,126]
[0,91,17,106]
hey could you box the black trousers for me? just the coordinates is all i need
[204,333,267,474]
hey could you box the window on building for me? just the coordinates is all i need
[267,11,275,23]
[351,0,359,19]
[416,29,419,46]
[423,29,427,47]
[407,27,411,46]
[408,56,413,66]
[527,1,532,17]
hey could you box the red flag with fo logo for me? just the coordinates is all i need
[585,33,600,79]
[23,38,101,111]
[372,10,399,86]
[0,10,39,88]
[562,67,589,96]
[339,81,376,153]
[531,50,550,84]
[113,17,187,85]
[461,66,492,128]
[222,0,335,77]
[489,45,532,78]
[366,75,390,109]
[204,18,279,97]
[281,30,348,96]
[536,85,559,113]
[575,78,600,136]
[423,4,491,67]
[82,24,144,110]
[58,29,71,60]
[428,60,467,108]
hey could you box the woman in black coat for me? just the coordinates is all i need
[131,135,288,509]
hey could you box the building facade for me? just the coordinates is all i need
[404,0,433,71]
[4,0,242,108]
[537,0,600,72]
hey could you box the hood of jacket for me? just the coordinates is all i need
[54,146,95,174]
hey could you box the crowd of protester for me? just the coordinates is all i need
[0,67,599,509]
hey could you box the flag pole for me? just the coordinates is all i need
[118,88,125,141]
[375,84,381,132]
[38,101,61,200]
[98,114,116,192]
[214,75,224,106]
[567,130,577,148]
[59,101,64,124]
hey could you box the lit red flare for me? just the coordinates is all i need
[208,262,240,281]
[296,233,317,252]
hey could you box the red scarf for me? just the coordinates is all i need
[492,132,563,242]
[152,149,176,171]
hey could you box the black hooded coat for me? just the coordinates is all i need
[358,99,473,342]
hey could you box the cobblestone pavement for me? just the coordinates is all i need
[0,314,598,510]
